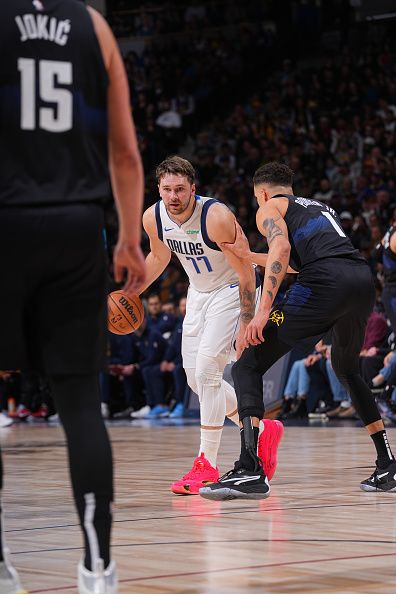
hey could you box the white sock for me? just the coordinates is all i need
[199,428,223,468]
[227,409,239,426]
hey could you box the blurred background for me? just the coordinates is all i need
[2,0,396,423]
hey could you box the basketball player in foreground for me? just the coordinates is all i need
[200,162,396,500]
[0,2,145,593]
[139,155,283,495]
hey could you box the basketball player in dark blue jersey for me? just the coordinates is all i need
[0,1,145,592]
[377,214,396,335]
[200,161,396,500]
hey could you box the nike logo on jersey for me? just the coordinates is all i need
[164,227,174,232]
[221,475,262,485]
[229,283,239,288]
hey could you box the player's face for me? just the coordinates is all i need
[159,174,196,217]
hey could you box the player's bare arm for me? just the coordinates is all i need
[89,8,146,293]
[245,199,290,345]
[219,219,296,273]
[206,204,256,357]
[137,207,172,295]
[390,231,396,254]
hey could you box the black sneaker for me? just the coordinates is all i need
[199,464,270,501]
[360,461,396,492]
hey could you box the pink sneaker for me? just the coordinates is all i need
[171,453,220,495]
[258,419,284,481]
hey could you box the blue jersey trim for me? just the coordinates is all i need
[155,201,163,241]
[201,198,221,251]
[229,271,261,289]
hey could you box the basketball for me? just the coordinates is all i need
[107,291,144,335]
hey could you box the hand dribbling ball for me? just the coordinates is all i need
[107,291,144,335]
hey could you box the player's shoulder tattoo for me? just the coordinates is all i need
[262,216,284,246]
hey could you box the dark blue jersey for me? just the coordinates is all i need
[274,194,364,271]
[382,225,396,285]
[0,0,110,207]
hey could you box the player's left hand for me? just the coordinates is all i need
[244,310,269,345]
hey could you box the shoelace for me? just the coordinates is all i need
[368,469,380,487]
[182,459,207,480]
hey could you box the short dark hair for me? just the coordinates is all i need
[253,162,294,187]
[156,156,195,185]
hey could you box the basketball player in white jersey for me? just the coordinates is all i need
[139,156,283,494]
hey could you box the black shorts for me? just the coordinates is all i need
[0,204,107,374]
[266,258,375,352]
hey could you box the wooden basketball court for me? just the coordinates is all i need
[2,422,396,593]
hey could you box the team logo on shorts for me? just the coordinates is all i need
[269,310,284,326]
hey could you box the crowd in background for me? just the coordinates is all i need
[107,0,270,38]
[2,2,396,424]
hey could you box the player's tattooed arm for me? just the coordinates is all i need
[256,203,290,312]
[265,262,283,301]
[240,287,256,325]
[262,216,284,246]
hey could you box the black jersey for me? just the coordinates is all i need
[0,0,110,207]
[273,194,364,271]
[382,225,396,285]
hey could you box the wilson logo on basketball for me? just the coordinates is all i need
[108,291,144,335]
[119,297,138,323]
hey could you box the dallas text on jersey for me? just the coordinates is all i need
[166,239,204,256]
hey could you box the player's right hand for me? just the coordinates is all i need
[113,240,146,295]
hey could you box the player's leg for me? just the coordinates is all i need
[171,290,220,494]
[200,323,292,501]
[0,211,33,593]
[33,205,117,590]
[331,311,396,492]
[172,286,243,494]
[0,449,28,594]
[194,285,250,468]
[48,375,115,583]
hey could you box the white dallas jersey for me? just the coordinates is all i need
[155,195,239,292]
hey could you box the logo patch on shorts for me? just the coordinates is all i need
[269,310,284,326]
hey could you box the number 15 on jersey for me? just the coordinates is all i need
[18,58,73,132]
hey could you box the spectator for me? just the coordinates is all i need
[100,333,146,419]
[160,296,188,418]
[146,293,177,335]
[131,318,170,418]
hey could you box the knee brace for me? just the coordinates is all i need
[195,353,226,427]
[185,367,198,394]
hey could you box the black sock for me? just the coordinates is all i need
[239,426,259,471]
[371,430,395,469]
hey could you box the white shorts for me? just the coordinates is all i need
[182,283,260,370]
